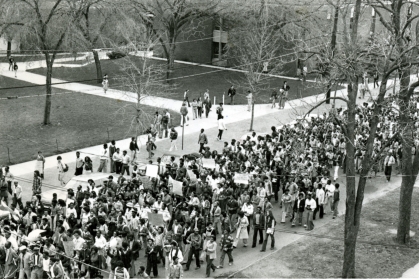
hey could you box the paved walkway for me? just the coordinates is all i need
[2,56,417,278]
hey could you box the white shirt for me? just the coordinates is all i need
[73,237,85,251]
[7,236,18,250]
[325,184,335,197]
[241,203,254,216]
[42,257,50,272]
[316,188,325,204]
[113,152,122,162]
[100,149,108,160]
[14,184,22,199]
[122,154,130,164]
[94,235,108,249]
[66,208,77,219]
[218,118,227,130]
[305,198,317,211]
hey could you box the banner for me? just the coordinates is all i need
[234,173,250,184]
[169,177,183,196]
[202,158,216,169]
[148,212,164,227]
[146,164,159,178]
[187,170,197,182]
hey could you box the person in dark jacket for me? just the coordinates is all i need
[292,192,306,226]
[251,206,265,247]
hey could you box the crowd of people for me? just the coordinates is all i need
[0,87,414,279]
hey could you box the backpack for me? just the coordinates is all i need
[62,163,69,172]
[162,115,169,124]
[13,64,18,71]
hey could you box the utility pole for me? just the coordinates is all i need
[327,5,339,104]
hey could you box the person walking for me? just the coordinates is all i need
[305,192,316,231]
[197,97,203,119]
[112,148,123,174]
[251,206,264,248]
[246,91,253,111]
[233,212,249,248]
[121,150,131,175]
[35,151,45,179]
[384,151,395,182]
[204,235,217,278]
[260,209,276,251]
[129,137,139,162]
[217,228,233,268]
[198,129,208,153]
[56,156,67,186]
[271,90,277,108]
[180,102,189,127]
[97,143,108,172]
[227,85,236,105]
[280,81,290,109]
[74,151,84,176]
[102,74,109,93]
[109,140,117,173]
[8,56,14,71]
[13,62,18,78]
[191,99,198,120]
[217,116,227,141]
[169,128,178,152]
[161,113,169,138]
[203,98,211,118]
[185,228,202,271]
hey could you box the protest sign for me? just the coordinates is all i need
[234,173,250,184]
[169,177,183,196]
[146,164,159,178]
[148,212,164,226]
[202,158,216,169]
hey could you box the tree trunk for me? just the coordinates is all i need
[43,57,53,125]
[7,41,11,58]
[249,100,255,131]
[92,50,103,84]
[166,43,176,82]
[342,83,358,278]
[396,68,418,244]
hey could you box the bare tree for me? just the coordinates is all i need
[130,0,218,81]
[2,0,86,125]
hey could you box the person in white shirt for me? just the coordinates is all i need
[325,181,335,214]
[217,116,227,141]
[66,203,77,219]
[314,184,325,219]
[13,181,23,209]
[73,230,86,252]
[121,150,131,175]
[56,156,67,186]
[98,143,109,173]
[384,151,395,182]
[305,192,316,231]
[112,148,123,174]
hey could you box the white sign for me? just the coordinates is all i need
[234,173,250,184]
[146,164,159,178]
[169,177,183,196]
[202,158,216,169]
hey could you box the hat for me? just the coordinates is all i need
[126,202,133,208]
[19,246,27,251]
[33,246,40,251]
[194,228,199,232]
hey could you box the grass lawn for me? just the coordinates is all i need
[234,187,419,278]
[0,75,180,166]
[28,56,334,105]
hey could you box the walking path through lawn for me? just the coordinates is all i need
[2,57,417,278]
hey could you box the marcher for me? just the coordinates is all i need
[74,151,84,176]
[260,209,276,251]
[98,143,108,173]
[35,151,45,179]
[217,116,227,141]
[227,85,236,105]
[217,228,233,268]
[56,156,68,186]
[198,129,208,153]
[169,128,178,152]
[180,102,189,127]
[204,235,217,278]
[102,74,109,93]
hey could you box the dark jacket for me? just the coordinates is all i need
[293,198,306,212]
[252,212,265,229]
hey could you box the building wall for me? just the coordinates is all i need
[0,36,19,54]
[154,18,214,64]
